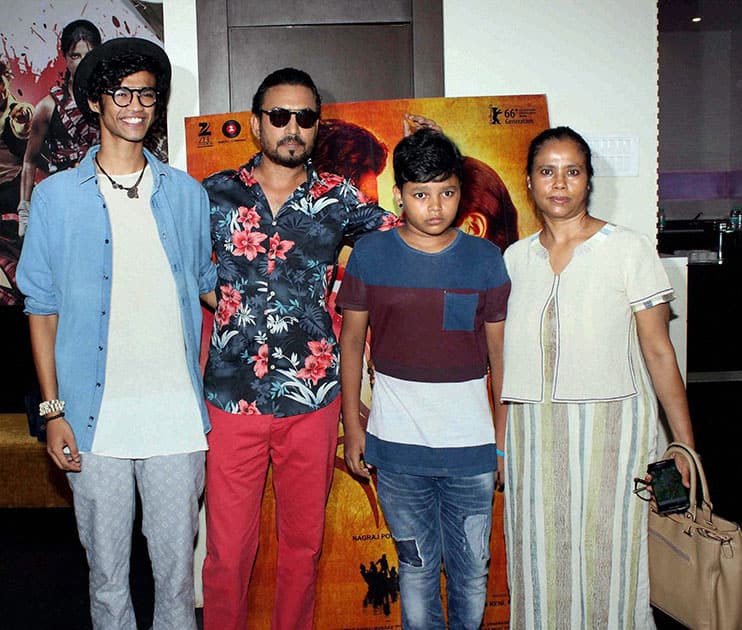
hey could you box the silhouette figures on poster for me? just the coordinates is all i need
[360,553,399,616]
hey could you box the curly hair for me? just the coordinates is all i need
[84,52,169,151]
[84,53,169,103]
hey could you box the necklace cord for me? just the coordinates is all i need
[95,155,147,198]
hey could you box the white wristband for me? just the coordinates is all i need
[39,399,65,416]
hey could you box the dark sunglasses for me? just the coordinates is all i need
[260,108,319,129]
[103,86,158,108]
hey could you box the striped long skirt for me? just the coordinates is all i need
[504,397,657,629]
[504,303,658,629]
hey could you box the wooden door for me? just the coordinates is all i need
[196,0,443,114]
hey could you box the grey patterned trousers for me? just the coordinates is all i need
[68,451,205,630]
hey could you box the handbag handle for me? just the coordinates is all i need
[661,442,714,524]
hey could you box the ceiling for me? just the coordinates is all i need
[659,0,742,32]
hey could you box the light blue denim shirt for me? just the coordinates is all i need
[17,146,217,451]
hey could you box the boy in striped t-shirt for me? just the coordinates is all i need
[338,128,510,630]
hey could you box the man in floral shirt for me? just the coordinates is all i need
[201,67,397,630]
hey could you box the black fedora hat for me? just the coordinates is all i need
[73,37,171,119]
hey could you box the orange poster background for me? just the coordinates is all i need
[186,95,550,629]
[185,96,548,240]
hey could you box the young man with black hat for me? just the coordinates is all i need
[17,37,216,629]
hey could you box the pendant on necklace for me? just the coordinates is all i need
[95,155,146,200]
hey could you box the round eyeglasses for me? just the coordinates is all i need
[103,86,158,108]
[260,108,319,129]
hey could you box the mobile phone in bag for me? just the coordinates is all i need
[647,458,690,515]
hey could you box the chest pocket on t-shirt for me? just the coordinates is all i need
[443,291,479,331]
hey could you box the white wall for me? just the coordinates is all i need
[443,0,659,238]
[162,0,200,170]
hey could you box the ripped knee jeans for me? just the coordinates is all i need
[376,469,494,630]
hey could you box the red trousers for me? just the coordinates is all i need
[202,397,340,630]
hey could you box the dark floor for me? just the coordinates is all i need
[0,507,204,630]
[0,506,687,630]
[0,310,205,629]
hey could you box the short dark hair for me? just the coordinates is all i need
[251,67,321,116]
[526,126,594,181]
[393,128,463,189]
[60,19,101,56]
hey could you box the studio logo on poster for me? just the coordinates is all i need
[197,121,212,147]
[221,119,241,139]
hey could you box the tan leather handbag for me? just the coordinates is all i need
[648,442,742,630]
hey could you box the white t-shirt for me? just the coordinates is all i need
[91,165,207,458]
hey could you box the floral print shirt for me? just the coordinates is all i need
[203,153,397,417]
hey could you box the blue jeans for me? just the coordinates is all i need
[376,469,494,630]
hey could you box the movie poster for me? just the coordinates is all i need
[186,95,549,629]
[0,1,162,410]
[0,0,161,305]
